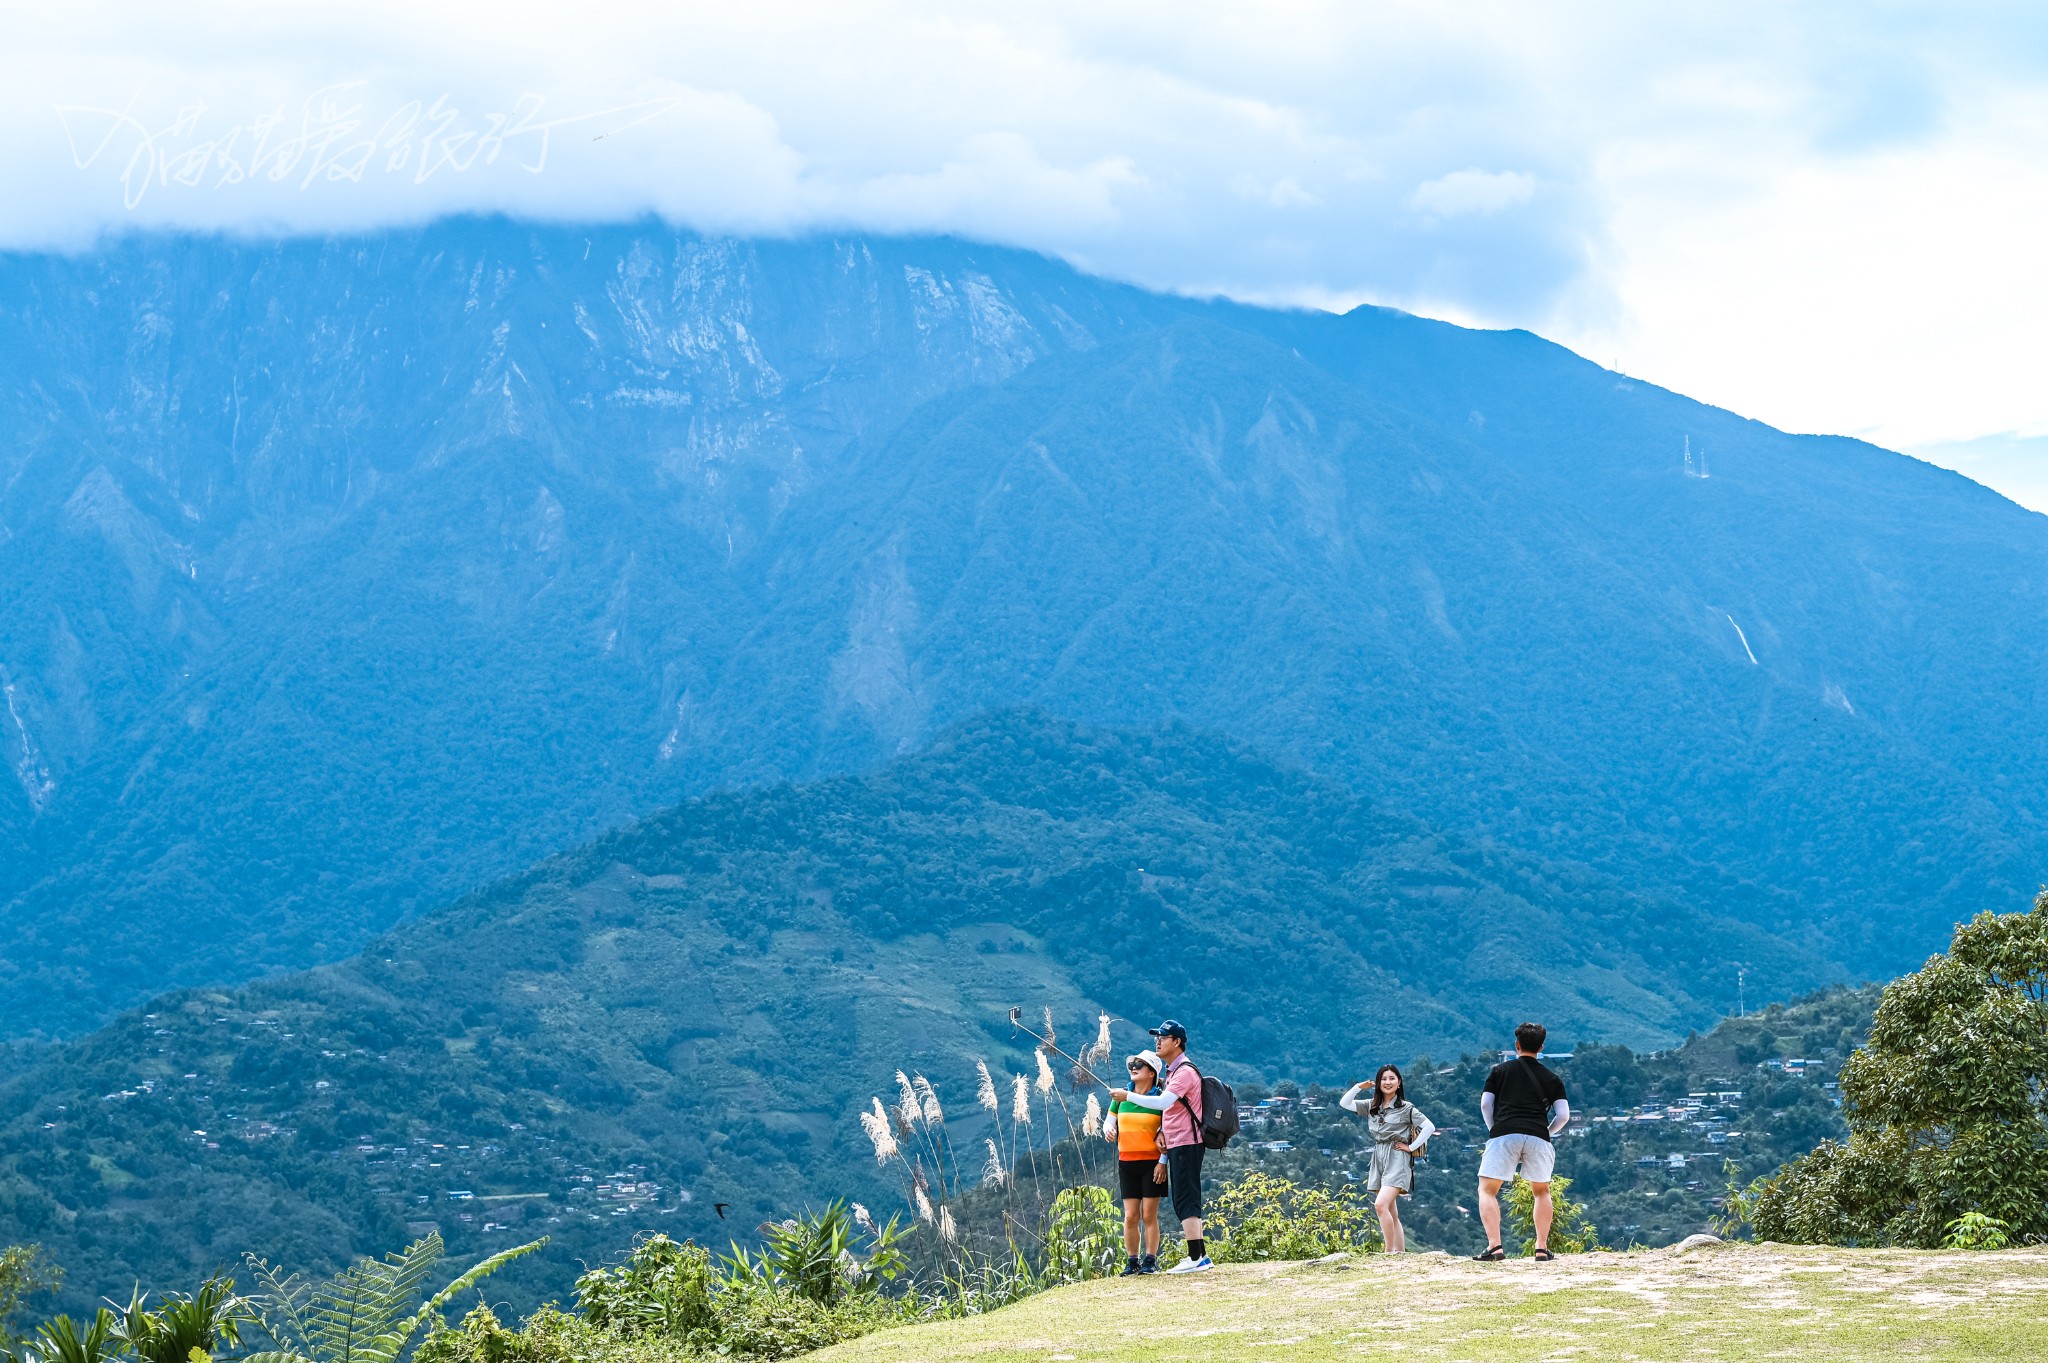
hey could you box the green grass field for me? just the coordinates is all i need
[815,1243,2048,1362]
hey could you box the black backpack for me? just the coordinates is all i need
[1174,1064,1240,1150]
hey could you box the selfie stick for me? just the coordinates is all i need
[1007,1005,1113,1091]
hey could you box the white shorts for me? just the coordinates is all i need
[1478,1133,1556,1183]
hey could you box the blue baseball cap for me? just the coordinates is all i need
[1149,1019,1188,1042]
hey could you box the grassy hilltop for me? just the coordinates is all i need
[816,1243,2048,1363]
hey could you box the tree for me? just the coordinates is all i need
[1744,891,2048,1246]
[0,1247,62,1346]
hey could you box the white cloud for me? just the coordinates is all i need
[1407,169,1537,218]
[0,1,2045,494]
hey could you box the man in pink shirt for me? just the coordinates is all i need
[1109,1019,1211,1273]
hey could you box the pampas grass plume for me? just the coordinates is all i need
[859,1097,899,1163]
[981,1137,1007,1187]
[976,1060,999,1112]
[913,1073,944,1125]
[894,1070,921,1130]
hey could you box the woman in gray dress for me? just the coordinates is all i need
[1339,1064,1436,1252]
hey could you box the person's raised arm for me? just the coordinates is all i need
[1338,1082,1369,1114]
[1117,1088,1171,1111]
[1548,1098,1570,1136]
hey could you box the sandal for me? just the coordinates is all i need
[1533,1248,1555,1262]
[1473,1245,1506,1262]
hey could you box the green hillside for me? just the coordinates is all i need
[810,1246,2048,1362]
[0,712,1825,1308]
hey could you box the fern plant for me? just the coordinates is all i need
[241,1234,545,1363]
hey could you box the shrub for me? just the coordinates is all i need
[566,1219,911,1361]
[1944,1212,2014,1250]
[1205,1173,1379,1262]
[573,1235,717,1339]
[413,1306,584,1363]
[709,1286,895,1361]
[1506,1174,1599,1254]
[727,1203,904,1306]
[1040,1187,1122,1283]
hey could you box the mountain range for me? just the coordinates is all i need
[0,711,1846,1308]
[4,219,2044,1039]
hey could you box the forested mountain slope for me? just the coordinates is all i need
[0,712,1814,1309]
[1,220,2045,1032]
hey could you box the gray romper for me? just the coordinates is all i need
[1365,1101,1434,1194]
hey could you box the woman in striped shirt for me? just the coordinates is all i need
[1101,1049,1167,1275]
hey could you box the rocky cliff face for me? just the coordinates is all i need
[2,218,2045,1034]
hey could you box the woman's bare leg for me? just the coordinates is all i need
[1375,1186,1405,1253]
[1141,1198,1161,1256]
[1123,1199,1143,1255]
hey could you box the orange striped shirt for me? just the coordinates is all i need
[1112,1094,1164,1160]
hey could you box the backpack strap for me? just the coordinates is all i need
[1172,1061,1203,1128]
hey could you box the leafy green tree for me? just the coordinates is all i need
[240,1234,545,1363]
[1745,892,2048,1246]
[0,1248,62,1346]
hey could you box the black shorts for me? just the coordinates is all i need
[1165,1143,1206,1221]
[1118,1158,1167,1202]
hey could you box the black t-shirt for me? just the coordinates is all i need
[1483,1056,1567,1142]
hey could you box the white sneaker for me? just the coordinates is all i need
[1165,1255,1213,1274]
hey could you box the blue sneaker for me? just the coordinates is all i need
[1165,1255,1213,1274]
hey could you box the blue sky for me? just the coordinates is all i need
[9,1,2048,505]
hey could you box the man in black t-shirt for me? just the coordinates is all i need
[1472,1021,1570,1261]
